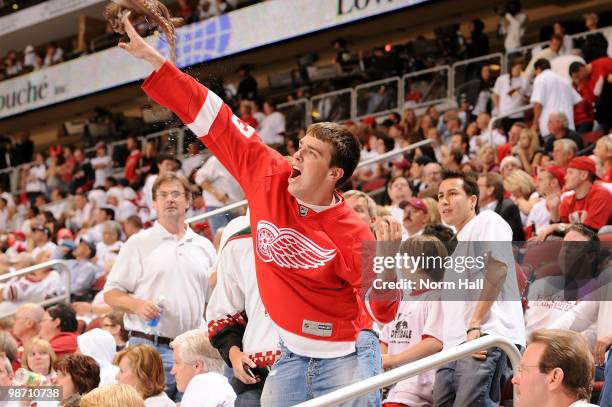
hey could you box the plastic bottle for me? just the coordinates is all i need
[144,295,166,335]
[13,368,48,386]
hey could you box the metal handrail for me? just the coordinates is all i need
[403,65,452,105]
[184,139,433,225]
[486,103,534,146]
[296,334,522,407]
[0,260,72,320]
[451,52,505,94]
[354,76,402,120]
[310,88,354,123]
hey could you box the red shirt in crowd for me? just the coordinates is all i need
[559,184,612,230]
[49,332,78,358]
[124,149,142,183]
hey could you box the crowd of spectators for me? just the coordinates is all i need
[0,3,610,407]
[0,0,258,82]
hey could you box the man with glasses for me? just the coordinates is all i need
[11,303,44,346]
[104,172,217,400]
[512,329,598,407]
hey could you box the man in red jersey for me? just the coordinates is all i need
[117,13,398,406]
[538,156,612,240]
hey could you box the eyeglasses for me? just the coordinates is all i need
[102,323,115,328]
[156,191,186,200]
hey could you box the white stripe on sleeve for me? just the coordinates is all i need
[187,90,223,137]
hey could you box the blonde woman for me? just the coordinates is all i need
[20,338,56,378]
[503,169,539,224]
[421,197,441,224]
[81,383,145,407]
[114,344,174,407]
[512,128,542,174]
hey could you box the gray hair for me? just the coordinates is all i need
[0,355,12,377]
[169,329,224,373]
[552,112,569,128]
[18,303,45,323]
[104,221,123,239]
[0,332,17,364]
[555,138,578,155]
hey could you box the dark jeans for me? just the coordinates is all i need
[433,347,507,407]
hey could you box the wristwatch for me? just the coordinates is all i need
[558,223,566,233]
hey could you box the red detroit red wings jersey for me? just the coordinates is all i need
[142,62,397,355]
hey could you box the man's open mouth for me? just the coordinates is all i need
[289,166,302,181]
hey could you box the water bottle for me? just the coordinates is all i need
[13,368,48,386]
[144,295,166,335]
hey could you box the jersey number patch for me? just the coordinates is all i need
[231,115,255,139]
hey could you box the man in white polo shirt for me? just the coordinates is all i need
[104,172,216,400]
[433,171,525,407]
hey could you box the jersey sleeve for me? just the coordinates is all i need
[584,188,612,230]
[142,61,289,197]
[206,238,249,366]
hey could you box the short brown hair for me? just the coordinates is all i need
[114,345,165,399]
[54,354,100,394]
[104,310,128,342]
[81,384,144,407]
[529,329,594,401]
[399,235,448,281]
[307,122,361,186]
[152,172,191,201]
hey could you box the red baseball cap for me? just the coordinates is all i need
[542,166,566,187]
[399,197,428,214]
[568,156,598,176]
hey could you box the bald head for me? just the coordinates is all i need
[16,303,44,322]
[12,303,45,343]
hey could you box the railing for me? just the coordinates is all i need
[278,99,312,136]
[184,138,433,225]
[311,89,354,124]
[296,334,522,407]
[451,52,505,103]
[402,66,452,110]
[0,260,72,320]
[354,77,401,120]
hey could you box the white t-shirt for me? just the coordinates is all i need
[442,210,526,348]
[195,156,244,207]
[90,156,112,188]
[25,164,46,193]
[524,277,597,347]
[493,74,530,118]
[259,111,286,145]
[380,292,443,407]
[32,241,58,261]
[530,70,582,136]
[525,199,550,235]
[104,222,216,338]
[182,154,206,177]
[95,240,123,271]
[180,372,236,407]
[144,392,175,407]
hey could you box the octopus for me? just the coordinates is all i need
[104,0,184,62]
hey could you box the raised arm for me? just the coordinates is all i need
[118,12,288,196]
